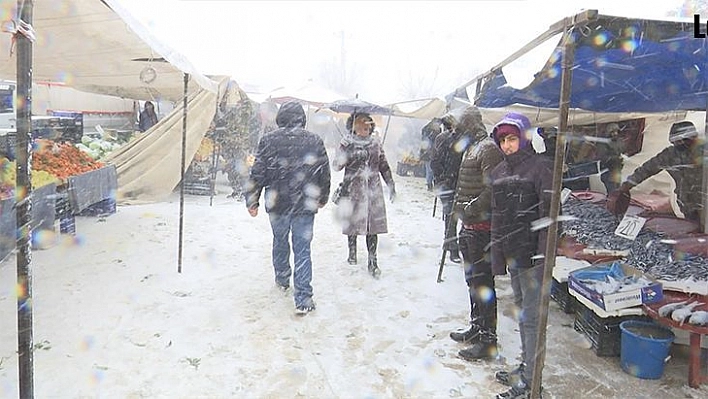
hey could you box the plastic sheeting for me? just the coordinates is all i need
[104,78,229,203]
[476,15,707,113]
[0,0,217,101]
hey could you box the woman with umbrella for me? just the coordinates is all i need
[333,112,396,278]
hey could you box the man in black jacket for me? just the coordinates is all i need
[245,101,331,315]
[607,121,704,230]
[447,106,505,361]
[430,114,469,263]
[420,118,442,191]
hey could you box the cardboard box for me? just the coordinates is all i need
[568,263,663,312]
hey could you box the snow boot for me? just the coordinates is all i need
[295,299,316,315]
[495,377,538,399]
[496,363,526,386]
[458,340,498,361]
[366,234,380,278]
[347,235,357,264]
[449,326,481,344]
[449,250,462,263]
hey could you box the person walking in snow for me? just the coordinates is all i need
[430,114,469,264]
[333,112,396,279]
[447,106,504,362]
[245,101,331,315]
[489,112,552,399]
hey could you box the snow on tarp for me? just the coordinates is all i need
[388,98,448,120]
[0,0,217,101]
[476,14,707,113]
[265,82,347,107]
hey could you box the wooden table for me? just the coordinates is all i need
[643,291,708,388]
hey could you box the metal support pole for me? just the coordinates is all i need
[530,24,575,399]
[15,0,35,397]
[178,73,188,273]
[381,114,392,145]
[702,82,708,233]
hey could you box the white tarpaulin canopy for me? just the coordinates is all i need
[0,0,217,101]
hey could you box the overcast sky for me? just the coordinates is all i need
[118,0,687,104]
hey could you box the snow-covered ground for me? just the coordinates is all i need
[1,172,706,398]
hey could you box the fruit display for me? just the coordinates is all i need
[0,157,62,200]
[32,139,104,180]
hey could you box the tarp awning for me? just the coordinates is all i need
[476,14,708,113]
[0,0,218,101]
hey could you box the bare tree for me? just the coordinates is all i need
[666,0,708,17]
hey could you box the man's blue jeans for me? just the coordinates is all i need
[268,212,315,307]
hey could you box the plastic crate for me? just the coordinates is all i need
[59,215,75,235]
[551,278,576,314]
[573,302,650,357]
[183,180,213,196]
[77,198,116,216]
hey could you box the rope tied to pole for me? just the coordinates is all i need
[1,17,36,55]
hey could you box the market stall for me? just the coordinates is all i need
[447,9,708,393]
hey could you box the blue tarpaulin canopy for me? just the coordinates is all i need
[476,14,707,113]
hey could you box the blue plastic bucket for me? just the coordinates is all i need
[619,320,675,379]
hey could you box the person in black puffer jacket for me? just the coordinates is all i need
[489,112,553,399]
[245,101,331,315]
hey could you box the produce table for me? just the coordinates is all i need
[643,290,708,388]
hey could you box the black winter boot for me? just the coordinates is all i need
[449,326,481,344]
[366,234,380,278]
[495,376,537,399]
[449,250,461,263]
[458,329,498,361]
[347,235,357,264]
[495,363,526,386]
[458,340,498,361]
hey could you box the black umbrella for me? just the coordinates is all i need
[321,97,393,115]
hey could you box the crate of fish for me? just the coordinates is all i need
[573,302,651,357]
[551,278,577,314]
[568,262,663,312]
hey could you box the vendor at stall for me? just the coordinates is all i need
[607,121,705,229]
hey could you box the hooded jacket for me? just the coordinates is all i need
[452,108,503,226]
[430,108,482,192]
[489,114,553,275]
[245,101,331,214]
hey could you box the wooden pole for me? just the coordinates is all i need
[178,73,188,273]
[15,0,35,397]
[702,44,708,233]
[530,22,575,399]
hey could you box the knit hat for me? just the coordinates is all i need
[491,112,532,149]
[668,121,698,143]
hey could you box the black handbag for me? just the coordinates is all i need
[331,178,351,205]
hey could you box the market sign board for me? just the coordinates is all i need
[614,214,647,241]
